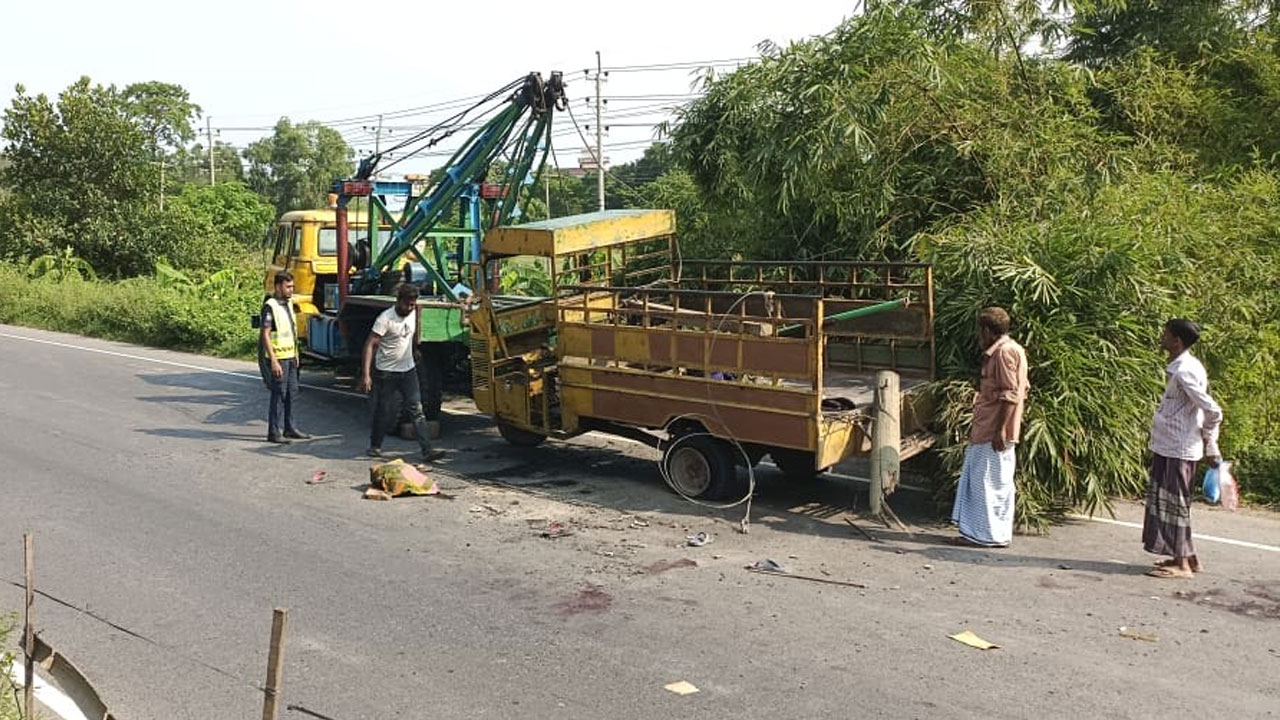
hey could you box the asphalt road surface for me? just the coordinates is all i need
[1,325,1277,720]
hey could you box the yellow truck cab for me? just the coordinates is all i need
[263,209,390,343]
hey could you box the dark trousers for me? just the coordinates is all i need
[370,368,433,452]
[267,358,299,438]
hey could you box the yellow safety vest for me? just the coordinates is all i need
[265,297,297,360]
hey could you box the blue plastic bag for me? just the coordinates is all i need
[1203,466,1222,504]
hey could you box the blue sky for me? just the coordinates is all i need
[2,0,858,173]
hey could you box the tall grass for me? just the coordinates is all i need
[0,612,20,720]
[0,262,261,359]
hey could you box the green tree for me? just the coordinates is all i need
[668,2,1280,521]
[168,182,275,249]
[244,118,354,213]
[1,78,150,226]
[122,82,202,210]
[173,140,244,185]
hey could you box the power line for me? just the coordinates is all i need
[601,57,754,72]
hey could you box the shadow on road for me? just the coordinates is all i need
[129,368,955,543]
[868,539,1150,576]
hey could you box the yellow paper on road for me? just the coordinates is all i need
[664,681,700,696]
[949,630,1000,650]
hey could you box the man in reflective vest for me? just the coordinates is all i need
[260,271,310,443]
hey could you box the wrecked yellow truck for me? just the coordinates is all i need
[469,209,936,500]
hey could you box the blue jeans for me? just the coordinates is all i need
[266,358,299,438]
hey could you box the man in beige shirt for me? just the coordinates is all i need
[950,307,1030,547]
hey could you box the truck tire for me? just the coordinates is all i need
[662,434,738,500]
[770,448,828,481]
[417,342,446,421]
[497,421,547,448]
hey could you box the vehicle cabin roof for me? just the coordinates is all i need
[278,209,395,225]
[483,209,675,258]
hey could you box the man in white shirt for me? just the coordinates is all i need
[1144,318,1222,579]
[357,284,445,462]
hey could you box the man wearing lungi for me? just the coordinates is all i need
[1144,319,1222,579]
[951,307,1030,548]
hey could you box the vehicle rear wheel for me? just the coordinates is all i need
[497,421,547,448]
[662,434,738,500]
[770,448,828,481]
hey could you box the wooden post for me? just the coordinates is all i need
[869,370,901,517]
[261,608,289,720]
[23,533,34,717]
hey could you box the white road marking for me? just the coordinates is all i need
[0,330,364,398]
[1067,513,1280,554]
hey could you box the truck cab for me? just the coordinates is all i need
[263,208,391,344]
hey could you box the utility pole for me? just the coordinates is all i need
[206,115,216,185]
[545,169,552,219]
[595,51,605,212]
[375,114,384,155]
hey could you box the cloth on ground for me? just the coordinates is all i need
[370,459,438,497]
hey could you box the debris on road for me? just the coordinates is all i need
[686,531,713,547]
[1119,627,1159,642]
[369,459,438,496]
[844,516,879,542]
[363,488,393,501]
[949,630,1000,650]
[646,558,698,574]
[748,559,788,573]
[664,681,700,696]
[540,521,575,539]
[744,560,868,588]
[306,470,331,485]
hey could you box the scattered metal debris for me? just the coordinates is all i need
[686,532,713,547]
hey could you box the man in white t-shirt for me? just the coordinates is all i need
[356,283,445,462]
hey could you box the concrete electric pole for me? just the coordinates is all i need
[595,51,605,212]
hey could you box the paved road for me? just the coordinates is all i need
[1,326,1277,720]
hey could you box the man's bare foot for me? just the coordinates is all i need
[1155,556,1201,572]
[1146,566,1193,579]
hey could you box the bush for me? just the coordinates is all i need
[0,259,262,358]
[669,6,1280,521]
[925,171,1280,524]
[0,611,19,720]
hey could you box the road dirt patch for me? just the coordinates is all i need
[554,584,614,615]
[1175,581,1280,620]
[645,558,698,575]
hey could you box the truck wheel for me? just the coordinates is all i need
[770,449,827,481]
[497,421,547,448]
[417,342,446,421]
[663,434,737,500]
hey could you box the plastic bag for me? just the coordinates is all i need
[1203,465,1221,504]
[1218,461,1239,511]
